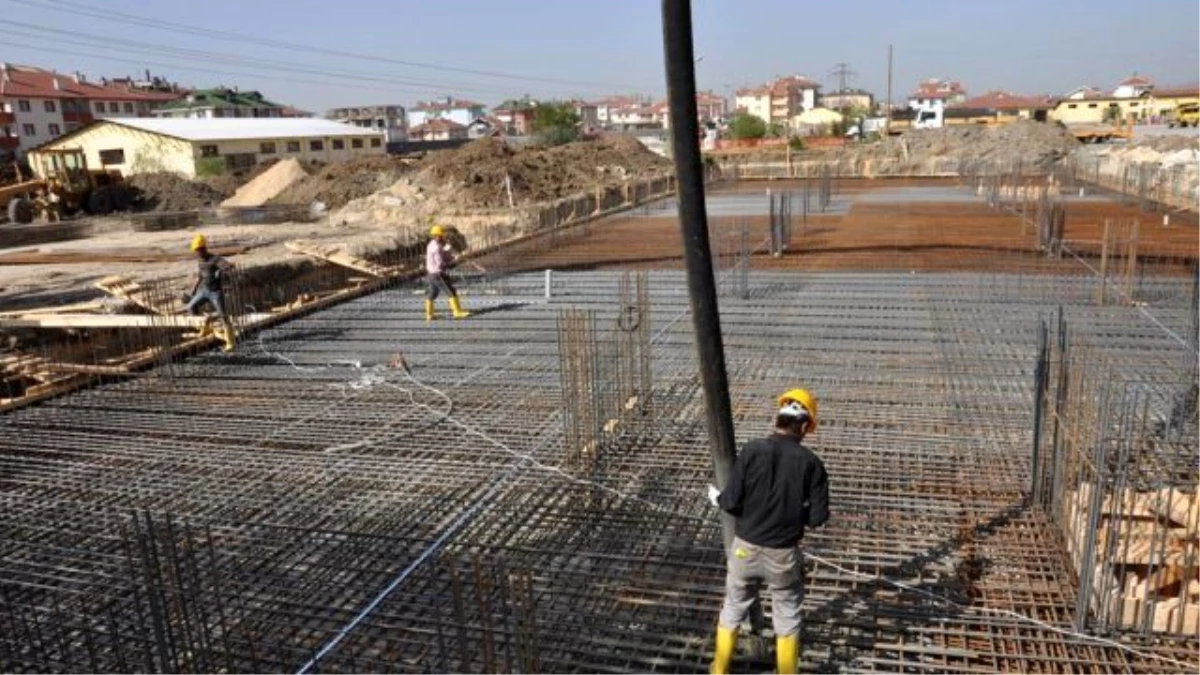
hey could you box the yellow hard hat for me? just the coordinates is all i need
[777,388,818,433]
[429,225,446,237]
[190,234,208,251]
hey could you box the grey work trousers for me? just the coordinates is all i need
[717,536,805,637]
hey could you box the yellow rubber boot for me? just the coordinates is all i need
[219,320,236,353]
[196,317,215,339]
[449,295,471,319]
[776,634,799,674]
[424,299,438,321]
[710,626,737,675]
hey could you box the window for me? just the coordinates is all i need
[108,102,119,113]
[351,138,363,149]
[98,149,126,165]
[22,123,35,136]
[123,102,134,113]
[199,144,219,158]
[18,100,31,112]
[1129,102,1139,108]
[286,141,301,153]
[1087,103,1098,109]
[309,139,324,151]
[260,142,277,154]
[1068,103,1078,109]
[48,123,61,135]
[332,139,345,150]
[370,137,381,148]
[43,100,56,113]
[94,101,105,113]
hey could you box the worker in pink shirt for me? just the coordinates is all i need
[424,224,470,321]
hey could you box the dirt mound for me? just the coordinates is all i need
[127,173,235,212]
[413,136,671,209]
[222,158,309,207]
[269,155,416,210]
[836,120,1080,170]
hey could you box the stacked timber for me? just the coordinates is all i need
[1066,482,1199,634]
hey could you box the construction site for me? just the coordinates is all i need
[0,115,1197,674]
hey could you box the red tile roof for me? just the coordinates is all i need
[0,65,178,102]
[1152,85,1199,98]
[1119,74,1154,87]
[911,78,965,99]
[735,85,770,97]
[409,118,466,132]
[954,90,1054,110]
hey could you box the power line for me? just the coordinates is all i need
[830,62,857,92]
[10,0,642,90]
[3,20,602,99]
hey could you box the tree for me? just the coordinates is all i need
[728,113,767,140]
[1102,105,1121,123]
[531,101,581,145]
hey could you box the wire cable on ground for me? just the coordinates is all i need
[252,303,1197,674]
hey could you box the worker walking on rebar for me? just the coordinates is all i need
[707,388,830,675]
[425,224,470,321]
[184,234,236,352]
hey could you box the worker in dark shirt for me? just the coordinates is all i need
[707,388,830,675]
[183,234,236,352]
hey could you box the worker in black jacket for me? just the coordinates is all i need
[707,388,830,674]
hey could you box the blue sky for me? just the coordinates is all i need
[4,0,1197,111]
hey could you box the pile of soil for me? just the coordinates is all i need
[841,120,1080,170]
[222,158,309,208]
[127,173,235,212]
[414,135,671,209]
[270,155,416,210]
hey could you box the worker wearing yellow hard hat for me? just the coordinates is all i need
[183,234,237,352]
[707,388,829,674]
[424,224,470,321]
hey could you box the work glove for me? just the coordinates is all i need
[707,484,721,507]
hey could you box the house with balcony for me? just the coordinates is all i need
[0,63,178,158]
[735,76,819,127]
[327,104,407,143]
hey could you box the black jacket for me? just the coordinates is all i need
[717,433,830,548]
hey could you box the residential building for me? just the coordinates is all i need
[467,117,503,139]
[953,91,1054,122]
[574,100,600,130]
[279,106,315,118]
[1112,74,1154,99]
[590,95,648,127]
[907,78,968,128]
[408,97,486,128]
[27,118,384,178]
[493,96,539,135]
[734,85,772,123]
[1063,86,1105,100]
[821,88,874,112]
[735,76,819,126]
[0,63,178,158]
[327,104,408,142]
[1050,84,1200,125]
[408,118,468,141]
[657,90,727,130]
[153,87,285,119]
[608,105,661,130]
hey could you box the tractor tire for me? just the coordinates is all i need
[87,187,115,215]
[109,185,132,212]
[7,197,35,224]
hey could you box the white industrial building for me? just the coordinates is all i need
[28,117,385,179]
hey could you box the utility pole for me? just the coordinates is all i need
[830,62,857,92]
[885,44,893,135]
[660,0,738,543]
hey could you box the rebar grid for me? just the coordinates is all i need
[2,263,1197,673]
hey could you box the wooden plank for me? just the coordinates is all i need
[0,299,109,318]
[0,313,273,329]
[285,240,401,278]
[0,246,247,266]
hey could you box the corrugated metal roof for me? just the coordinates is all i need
[110,117,381,141]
